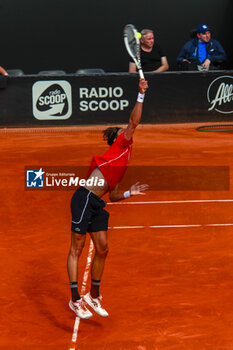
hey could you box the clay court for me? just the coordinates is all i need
[1,123,233,350]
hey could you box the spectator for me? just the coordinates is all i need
[0,66,8,75]
[176,24,227,71]
[129,29,169,73]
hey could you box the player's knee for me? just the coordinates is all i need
[70,246,83,258]
[96,243,109,258]
[70,240,85,258]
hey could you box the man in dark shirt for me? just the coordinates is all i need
[129,29,169,73]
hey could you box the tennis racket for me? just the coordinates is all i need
[123,24,144,79]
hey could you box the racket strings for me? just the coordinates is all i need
[124,24,144,77]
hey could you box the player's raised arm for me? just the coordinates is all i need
[124,78,148,141]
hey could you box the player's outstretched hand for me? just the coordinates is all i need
[130,181,149,196]
[139,79,149,94]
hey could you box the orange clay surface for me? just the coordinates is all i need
[1,123,233,350]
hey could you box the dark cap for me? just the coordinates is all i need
[196,24,211,34]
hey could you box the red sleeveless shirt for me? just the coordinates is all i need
[87,132,133,192]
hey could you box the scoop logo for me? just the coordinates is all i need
[32,81,72,120]
[207,75,233,114]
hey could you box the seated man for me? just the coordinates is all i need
[129,29,169,73]
[176,24,227,71]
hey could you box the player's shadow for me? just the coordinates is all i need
[22,258,102,333]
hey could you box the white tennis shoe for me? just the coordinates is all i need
[83,293,109,317]
[69,299,93,319]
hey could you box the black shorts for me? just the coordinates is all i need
[71,187,109,234]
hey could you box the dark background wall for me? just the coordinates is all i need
[0,0,232,74]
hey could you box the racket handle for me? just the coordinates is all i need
[138,69,144,80]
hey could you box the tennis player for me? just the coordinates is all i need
[67,78,149,319]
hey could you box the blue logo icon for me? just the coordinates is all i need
[26,168,44,188]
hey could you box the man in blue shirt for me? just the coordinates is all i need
[176,24,227,71]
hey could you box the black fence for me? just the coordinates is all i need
[0,71,233,127]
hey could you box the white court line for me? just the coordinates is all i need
[107,199,233,205]
[70,240,94,348]
[206,223,233,227]
[113,225,145,229]
[109,223,233,229]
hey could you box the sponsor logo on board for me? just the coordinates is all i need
[207,75,233,114]
[32,81,72,120]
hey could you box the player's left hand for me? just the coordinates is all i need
[130,181,149,195]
